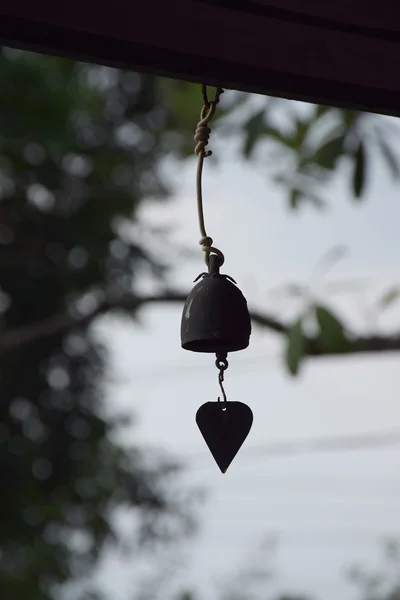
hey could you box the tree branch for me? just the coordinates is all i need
[0,290,400,358]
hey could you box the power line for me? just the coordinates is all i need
[184,429,400,467]
[120,349,279,384]
[188,531,400,542]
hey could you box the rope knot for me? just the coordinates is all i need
[199,235,225,266]
[194,123,211,157]
[194,90,225,267]
[194,101,217,157]
[199,236,213,248]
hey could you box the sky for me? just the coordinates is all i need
[92,101,400,600]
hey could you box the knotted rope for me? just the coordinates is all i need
[194,86,225,266]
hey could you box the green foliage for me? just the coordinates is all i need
[0,48,195,599]
[277,244,352,373]
[314,133,345,169]
[286,318,305,376]
[152,82,400,210]
[377,136,400,178]
[2,41,400,599]
[315,305,349,353]
[283,302,350,374]
[353,140,367,197]
[160,80,202,157]
[211,94,400,209]
[242,110,267,158]
[380,287,400,309]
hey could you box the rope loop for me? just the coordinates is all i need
[202,84,224,108]
[199,236,225,266]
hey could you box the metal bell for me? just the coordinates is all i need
[181,254,251,353]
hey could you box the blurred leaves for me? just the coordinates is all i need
[286,318,304,375]
[380,287,400,309]
[145,80,400,211]
[242,110,267,158]
[347,540,400,600]
[353,140,367,198]
[141,538,400,600]
[315,305,348,353]
[377,136,400,179]
[2,40,400,600]
[283,301,350,375]
[149,77,400,212]
[210,92,400,209]
[0,48,197,600]
[313,133,344,170]
[311,245,348,282]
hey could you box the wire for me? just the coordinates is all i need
[184,429,400,467]
[131,350,278,381]
[178,531,400,544]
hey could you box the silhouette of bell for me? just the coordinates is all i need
[181,254,251,353]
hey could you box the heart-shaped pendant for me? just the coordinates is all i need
[196,401,253,473]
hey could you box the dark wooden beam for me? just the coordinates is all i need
[1,0,400,116]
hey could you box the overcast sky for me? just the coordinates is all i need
[92,101,400,600]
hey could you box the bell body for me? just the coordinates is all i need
[181,257,251,353]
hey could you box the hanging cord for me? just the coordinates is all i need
[194,85,225,266]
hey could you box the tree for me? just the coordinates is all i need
[0,48,196,600]
[169,540,400,600]
[6,82,400,379]
[1,43,400,600]
[348,541,400,600]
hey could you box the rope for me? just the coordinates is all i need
[194,86,225,266]
[202,83,224,108]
